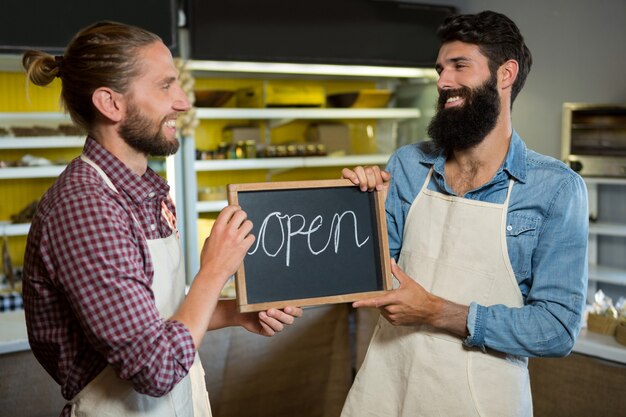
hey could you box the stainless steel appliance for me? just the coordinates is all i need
[562,103,626,177]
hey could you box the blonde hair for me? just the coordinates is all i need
[23,21,161,132]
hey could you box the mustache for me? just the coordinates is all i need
[161,113,179,124]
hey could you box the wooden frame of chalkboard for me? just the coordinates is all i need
[228,179,392,312]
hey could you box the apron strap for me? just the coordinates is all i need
[503,178,515,208]
[80,154,119,194]
[80,154,142,227]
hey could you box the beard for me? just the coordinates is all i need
[118,100,180,157]
[427,74,500,153]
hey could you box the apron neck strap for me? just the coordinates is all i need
[80,154,119,194]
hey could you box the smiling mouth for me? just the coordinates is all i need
[164,119,176,128]
[445,96,464,107]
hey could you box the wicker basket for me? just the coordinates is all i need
[587,312,618,335]
[615,321,626,346]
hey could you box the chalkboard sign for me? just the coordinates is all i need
[228,179,392,312]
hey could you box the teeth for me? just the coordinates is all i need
[446,96,461,103]
[164,120,176,128]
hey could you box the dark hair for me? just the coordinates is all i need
[436,10,532,104]
[22,21,161,132]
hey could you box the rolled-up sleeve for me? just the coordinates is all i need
[465,173,588,357]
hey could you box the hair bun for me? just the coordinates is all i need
[54,56,64,78]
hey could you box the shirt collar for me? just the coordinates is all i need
[502,130,527,183]
[420,129,528,184]
[82,137,170,203]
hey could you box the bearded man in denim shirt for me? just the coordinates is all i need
[341,10,588,417]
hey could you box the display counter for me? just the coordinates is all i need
[0,310,29,354]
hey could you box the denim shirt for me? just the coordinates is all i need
[385,131,588,357]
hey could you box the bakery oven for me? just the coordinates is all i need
[562,103,626,177]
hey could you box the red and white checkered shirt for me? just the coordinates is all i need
[23,138,196,416]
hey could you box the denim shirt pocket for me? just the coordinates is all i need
[505,213,541,278]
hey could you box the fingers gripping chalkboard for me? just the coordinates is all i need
[228,179,392,312]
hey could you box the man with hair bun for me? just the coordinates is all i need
[341,10,588,417]
[22,21,302,417]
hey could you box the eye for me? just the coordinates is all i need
[161,78,177,90]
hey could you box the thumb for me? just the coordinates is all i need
[381,170,391,182]
[391,258,411,287]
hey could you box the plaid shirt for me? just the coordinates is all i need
[23,138,195,416]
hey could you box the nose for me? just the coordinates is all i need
[436,68,455,91]
[173,85,191,112]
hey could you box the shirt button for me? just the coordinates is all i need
[506,225,513,231]
[148,192,156,198]
[150,224,157,231]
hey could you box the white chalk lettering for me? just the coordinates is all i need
[247,210,370,266]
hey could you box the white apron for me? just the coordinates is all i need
[342,169,532,417]
[67,155,212,417]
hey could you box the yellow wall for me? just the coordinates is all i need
[1,72,385,267]
[0,72,73,267]
[193,76,380,203]
[0,72,63,112]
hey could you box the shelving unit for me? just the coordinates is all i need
[0,110,181,235]
[0,112,81,244]
[0,166,67,179]
[194,153,392,172]
[584,176,626,298]
[0,222,30,237]
[574,176,626,363]
[194,154,392,214]
[588,222,626,237]
[0,112,71,124]
[0,136,84,149]
[181,60,433,279]
[194,108,420,121]
[0,114,80,176]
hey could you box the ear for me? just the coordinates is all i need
[499,59,519,91]
[92,87,125,123]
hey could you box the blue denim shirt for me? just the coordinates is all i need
[385,131,588,357]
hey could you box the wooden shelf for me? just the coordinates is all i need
[589,222,626,237]
[0,165,65,179]
[588,264,626,286]
[197,200,228,213]
[0,112,70,124]
[0,136,84,149]
[195,108,420,120]
[583,177,626,186]
[195,154,390,172]
[0,222,30,237]
[572,124,626,130]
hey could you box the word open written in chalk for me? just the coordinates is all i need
[248,210,370,266]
